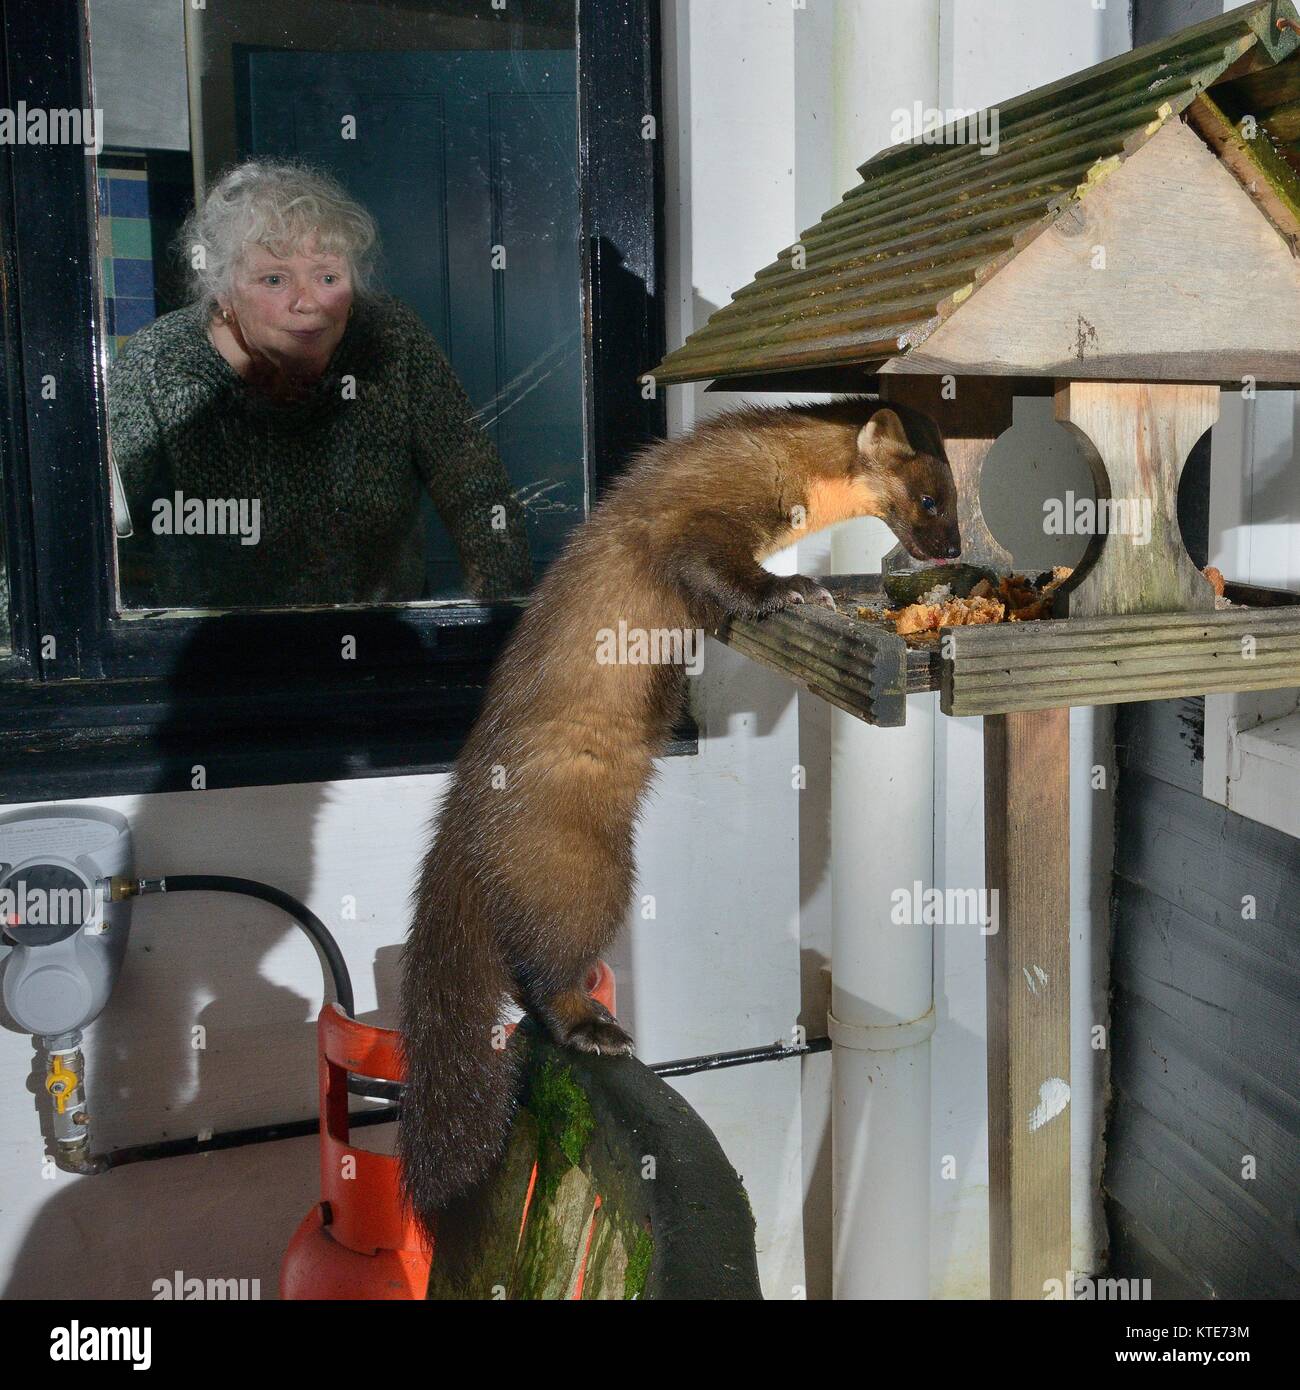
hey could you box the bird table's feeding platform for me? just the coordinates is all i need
[653,1,1300,1299]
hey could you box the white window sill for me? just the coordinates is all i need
[1205,703,1300,842]
[1237,711,1300,771]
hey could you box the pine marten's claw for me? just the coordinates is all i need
[780,574,837,612]
[755,572,837,616]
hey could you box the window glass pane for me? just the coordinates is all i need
[86,0,583,611]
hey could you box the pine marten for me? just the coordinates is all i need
[398,398,960,1256]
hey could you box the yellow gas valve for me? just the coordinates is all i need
[45,1055,79,1115]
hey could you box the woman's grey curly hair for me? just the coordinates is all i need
[180,159,380,317]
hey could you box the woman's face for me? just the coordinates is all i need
[220,238,354,378]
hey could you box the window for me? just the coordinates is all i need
[94,0,587,612]
[0,0,680,801]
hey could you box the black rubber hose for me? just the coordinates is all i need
[148,875,354,1017]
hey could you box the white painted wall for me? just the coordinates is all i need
[1,0,1139,1301]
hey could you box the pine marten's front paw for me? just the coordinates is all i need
[566,1015,636,1057]
[757,573,837,616]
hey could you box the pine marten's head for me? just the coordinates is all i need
[852,405,961,562]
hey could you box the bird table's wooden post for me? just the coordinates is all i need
[978,381,1220,1297]
[983,706,1071,1300]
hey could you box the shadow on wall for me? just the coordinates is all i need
[2,614,433,1299]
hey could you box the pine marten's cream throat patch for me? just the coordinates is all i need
[757,474,883,561]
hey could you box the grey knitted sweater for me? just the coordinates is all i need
[109,296,534,607]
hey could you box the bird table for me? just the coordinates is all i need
[651,2,1300,1298]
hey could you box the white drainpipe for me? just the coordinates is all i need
[829,686,936,1299]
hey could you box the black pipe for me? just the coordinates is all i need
[101,1106,398,1171]
[139,875,354,1017]
[98,1035,831,1169]
[649,1035,831,1078]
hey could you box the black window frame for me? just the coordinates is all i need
[0,0,689,803]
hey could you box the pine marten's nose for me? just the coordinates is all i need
[943,541,960,559]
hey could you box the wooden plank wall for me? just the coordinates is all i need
[1106,696,1300,1297]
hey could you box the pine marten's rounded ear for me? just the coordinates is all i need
[858,408,912,456]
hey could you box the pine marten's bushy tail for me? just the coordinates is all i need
[397,847,518,1275]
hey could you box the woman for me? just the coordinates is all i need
[109,159,533,607]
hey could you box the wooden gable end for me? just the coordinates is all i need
[880,119,1300,383]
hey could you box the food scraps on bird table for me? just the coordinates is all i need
[871,564,1236,637]
[875,567,1073,636]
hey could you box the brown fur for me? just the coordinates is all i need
[397,399,959,1268]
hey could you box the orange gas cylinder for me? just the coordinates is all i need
[281,962,617,1300]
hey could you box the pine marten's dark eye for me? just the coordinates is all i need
[921,495,938,515]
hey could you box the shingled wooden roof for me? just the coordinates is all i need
[654,1,1300,388]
